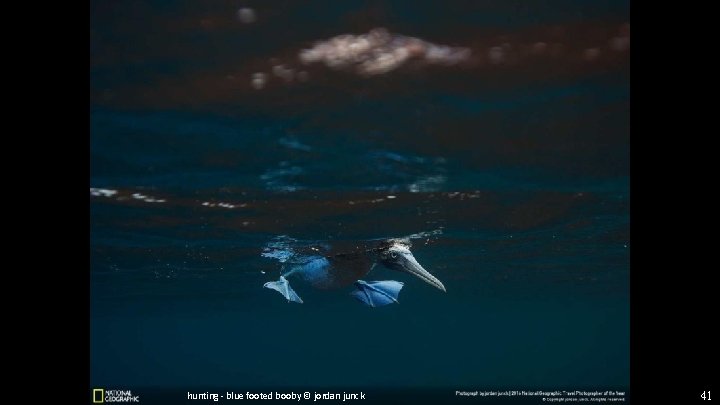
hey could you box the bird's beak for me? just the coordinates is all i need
[400,252,446,292]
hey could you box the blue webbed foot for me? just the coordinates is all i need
[351,280,404,307]
[264,276,303,303]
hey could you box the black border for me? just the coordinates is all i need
[27,0,715,403]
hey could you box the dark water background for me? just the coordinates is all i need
[90,0,629,394]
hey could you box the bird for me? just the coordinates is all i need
[262,237,446,307]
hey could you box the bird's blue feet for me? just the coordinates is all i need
[264,276,303,303]
[351,280,404,307]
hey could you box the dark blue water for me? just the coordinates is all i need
[91,0,629,398]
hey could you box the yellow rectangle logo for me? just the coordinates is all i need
[93,388,104,403]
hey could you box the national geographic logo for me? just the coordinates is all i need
[92,388,140,403]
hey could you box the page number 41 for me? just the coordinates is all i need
[702,391,712,400]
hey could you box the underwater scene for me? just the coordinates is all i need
[91,0,629,401]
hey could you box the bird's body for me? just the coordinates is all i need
[262,237,446,306]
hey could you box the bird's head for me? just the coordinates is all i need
[376,238,446,292]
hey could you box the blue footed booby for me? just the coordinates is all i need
[262,236,446,307]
